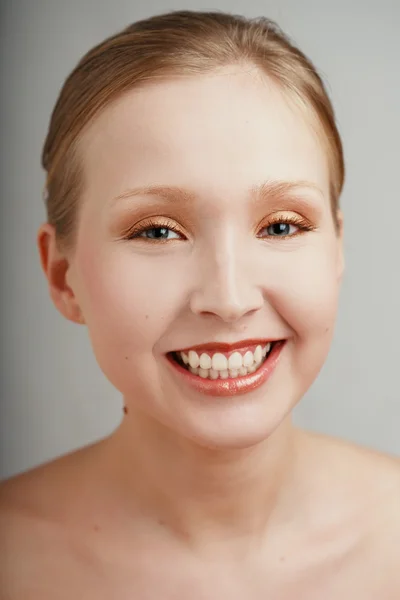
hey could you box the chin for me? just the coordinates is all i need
[170,395,295,451]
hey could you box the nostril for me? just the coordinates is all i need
[196,307,260,324]
[190,285,264,322]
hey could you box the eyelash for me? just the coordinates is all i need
[256,214,315,239]
[124,217,184,242]
[124,214,315,242]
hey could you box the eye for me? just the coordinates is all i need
[138,226,181,240]
[257,213,314,239]
[123,217,185,242]
[262,222,299,237]
[259,221,304,237]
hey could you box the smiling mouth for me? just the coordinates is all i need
[169,342,276,381]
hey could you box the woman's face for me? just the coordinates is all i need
[64,66,343,448]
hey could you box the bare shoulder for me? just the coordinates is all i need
[305,429,400,511]
[296,431,400,596]
[338,436,400,533]
[0,444,105,598]
[0,443,95,517]
[339,439,400,586]
[301,430,400,554]
[0,483,63,598]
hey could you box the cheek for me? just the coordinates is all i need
[264,241,341,392]
[73,243,191,396]
[75,244,188,354]
[268,241,341,338]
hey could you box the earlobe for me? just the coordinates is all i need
[37,223,85,324]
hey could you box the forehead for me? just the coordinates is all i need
[80,66,329,203]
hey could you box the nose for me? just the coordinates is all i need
[189,239,264,323]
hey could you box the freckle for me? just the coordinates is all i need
[125,356,129,360]
[93,524,100,532]
[145,314,149,319]
[279,556,285,562]
[123,405,128,415]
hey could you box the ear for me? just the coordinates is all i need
[335,210,345,282]
[37,223,85,324]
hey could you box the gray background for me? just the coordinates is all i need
[1,0,399,479]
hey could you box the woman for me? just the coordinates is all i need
[1,9,399,598]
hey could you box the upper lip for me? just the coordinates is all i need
[172,338,280,354]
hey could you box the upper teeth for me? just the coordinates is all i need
[181,344,271,371]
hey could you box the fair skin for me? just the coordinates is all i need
[1,65,399,599]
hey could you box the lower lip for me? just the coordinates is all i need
[166,341,285,397]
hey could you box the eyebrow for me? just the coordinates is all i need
[110,179,325,206]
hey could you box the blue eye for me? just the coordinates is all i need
[260,222,299,237]
[125,218,184,242]
[139,227,180,240]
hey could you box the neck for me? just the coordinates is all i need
[102,409,303,554]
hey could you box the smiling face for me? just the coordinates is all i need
[46,65,343,449]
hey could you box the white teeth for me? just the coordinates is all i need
[262,343,271,357]
[209,369,219,380]
[254,345,262,364]
[211,353,228,371]
[188,351,200,369]
[228,351,243,370]
[188,364,256,379]
[199,353,212,369]
[243,351,254,367]
[178,342,275,380]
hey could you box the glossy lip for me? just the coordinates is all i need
[174,338,279,354]
[166,340,285,397]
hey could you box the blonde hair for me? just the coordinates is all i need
[42,9,345,249]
